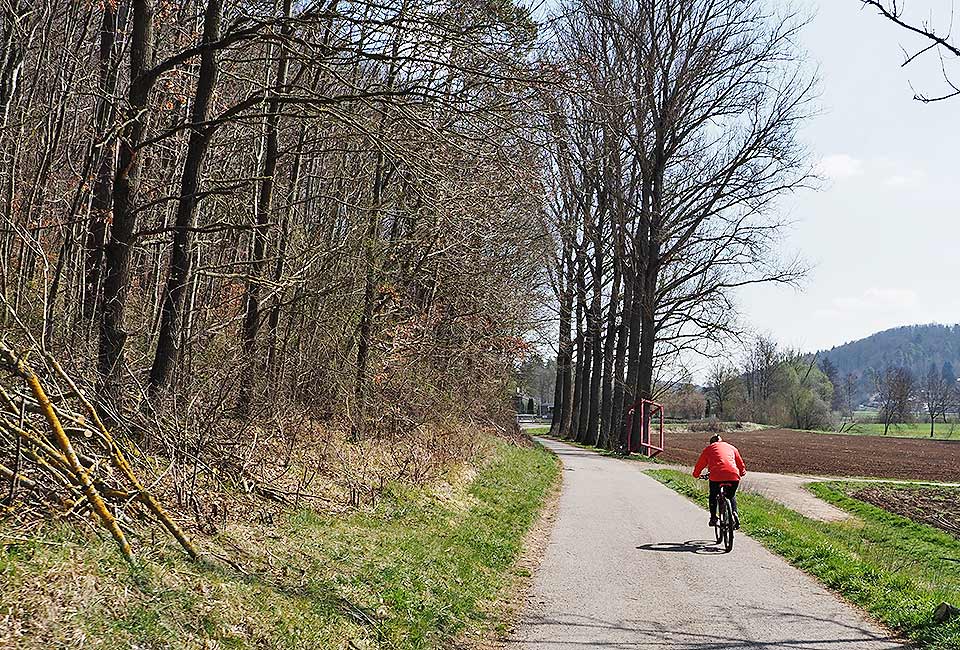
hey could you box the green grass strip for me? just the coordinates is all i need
[1,438,559,649]
[646,469,960,650]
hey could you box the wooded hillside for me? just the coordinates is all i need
[821,324,960,398]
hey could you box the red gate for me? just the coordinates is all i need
[625,398,664,457]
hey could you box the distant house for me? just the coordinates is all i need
[512,389,552,418]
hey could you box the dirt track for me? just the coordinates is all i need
[659,428,960,482]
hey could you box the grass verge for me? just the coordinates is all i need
[820,422,960,439]
[0,437,560,650]
[646,469,960,650]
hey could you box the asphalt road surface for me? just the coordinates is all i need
[508,438,903,650]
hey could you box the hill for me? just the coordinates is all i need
[819,323,960,403]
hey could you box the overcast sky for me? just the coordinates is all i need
[736,0,960,353]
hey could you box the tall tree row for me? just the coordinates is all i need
[544,0,813,451]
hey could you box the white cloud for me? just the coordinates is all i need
[816,154,864,180]
[832,287,919,313]
[884,168,927,189]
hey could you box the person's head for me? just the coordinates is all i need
[709,434,722,444]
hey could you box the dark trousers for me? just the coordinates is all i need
[709,480,739,520]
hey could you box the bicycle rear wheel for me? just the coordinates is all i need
[720,496,735,552]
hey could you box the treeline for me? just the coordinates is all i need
[866,362,959,436]
[705,336,960,436]
[0,0,553,525]
[707,336,839,431]
[541,0,813,451]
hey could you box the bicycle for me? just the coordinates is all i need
[699,474,736,553]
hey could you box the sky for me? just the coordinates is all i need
[735,0,960,353]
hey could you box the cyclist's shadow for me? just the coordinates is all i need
[636,540,726,555]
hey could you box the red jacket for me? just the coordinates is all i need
[693,441,746,483]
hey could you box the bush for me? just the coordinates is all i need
[689,418,724,433]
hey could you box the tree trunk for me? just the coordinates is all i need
[599,256,622,449]
[267,128,306,378]
[99,0,155,398]
[636,266,658,450]
[609,270,631,450]
[352,150,388,438]
[586,261,603,447]
[576,306,594,444]
[634,147,665,454]
[239,0,291,411]
[549,266,571,437]
[148,0,222,393]
[352,18,403,440]
[569,257,586,442]
[83,1,122,322]
[555,260,575,438]
[620,272,643,451]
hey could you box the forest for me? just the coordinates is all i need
[820,324,960,403]
[0,0,554,559]
[0,0,824,558]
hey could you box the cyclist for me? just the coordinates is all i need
[692,434,746,528]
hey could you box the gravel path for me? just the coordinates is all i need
[508,437,903,649]
[619,458,852,522]
[739,471,850,521]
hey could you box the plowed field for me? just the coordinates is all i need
[659,428,960,482]
[854,485,960,538]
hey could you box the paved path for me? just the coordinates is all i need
[508,438,903,649]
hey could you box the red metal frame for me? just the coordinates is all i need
[626,398,664,457]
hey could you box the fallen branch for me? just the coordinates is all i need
[0,341,199,562]
[0,343,133,562]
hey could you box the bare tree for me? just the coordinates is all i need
[149,0,225,394]
[874,366,915,434]
[545,0,813,452]
[742,335,784,421]
[860,0,960,102]
[843,372,860,416]
[99,0,157,400]
[922,363,950,437]
[707,363,739,420]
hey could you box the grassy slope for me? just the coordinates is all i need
[647,469,960,650]
[0,438,559,650]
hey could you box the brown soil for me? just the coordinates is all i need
[659,428,960,482]
[854,485,960,539]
